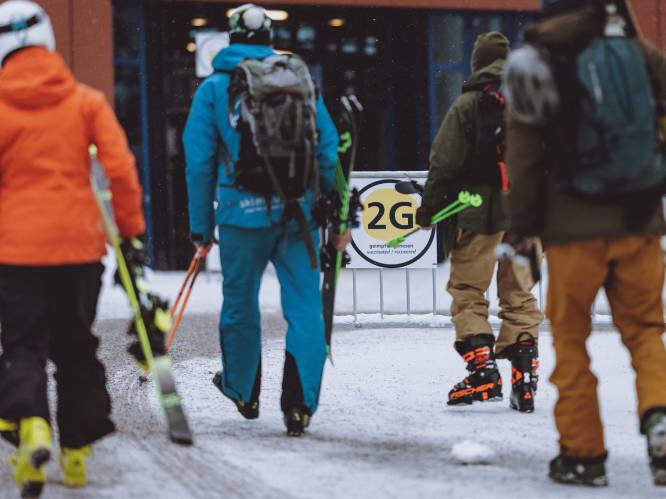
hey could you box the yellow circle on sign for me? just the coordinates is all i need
[361,187,419,242]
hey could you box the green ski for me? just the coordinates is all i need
[90,147,193,445]
[320,95,364,359]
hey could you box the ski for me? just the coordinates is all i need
[90,151,194,446]
[321,95,364,360]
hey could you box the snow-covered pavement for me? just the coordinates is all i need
[156,329,662,498]
[1,259,665,498]
[1,323,661,498]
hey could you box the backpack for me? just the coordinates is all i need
[462,81,509,191]
[226,53,320,267]
[555,37,666,200]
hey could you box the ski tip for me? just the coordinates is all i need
[169,432,194,446]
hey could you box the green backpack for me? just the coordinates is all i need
[563,37,666,199]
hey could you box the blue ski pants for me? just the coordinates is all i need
[216,225,326,414]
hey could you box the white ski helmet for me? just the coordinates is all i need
[229,4,272,38]
[502,44,560,126]
[0,0,55,67]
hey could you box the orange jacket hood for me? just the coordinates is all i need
[0,47,75,109]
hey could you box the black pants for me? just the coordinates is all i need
[0,263,114,448]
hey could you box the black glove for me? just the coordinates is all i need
[116,237,148,288]
[415,207,433,228]
[126,294,171,367]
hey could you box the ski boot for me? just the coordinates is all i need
[60,446,91,487]
[283,407,310,437]
[212,371,259,420]
[549,454,608,487]
[509,333,539,413]
[448,335,503,405]
[0,418,19,447]
[7,417,52,498]
[644,411,666,485]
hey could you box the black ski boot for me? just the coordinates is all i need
[448,335,503,405]
[508,333,539,413]
[549,454,608,487]
[644,410,666,485]
[212,371,259,420]
[283,407,310,437]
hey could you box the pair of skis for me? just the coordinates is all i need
[90,152,193,446]
[321,95,364,359]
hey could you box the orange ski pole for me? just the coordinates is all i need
[169,253,199,320]
[165,244,211,350]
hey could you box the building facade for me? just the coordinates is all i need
[35,0,666,268]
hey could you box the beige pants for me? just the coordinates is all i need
[448,229,543,355]
[548,235,666,458]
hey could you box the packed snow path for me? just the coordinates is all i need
[0,314,662,498]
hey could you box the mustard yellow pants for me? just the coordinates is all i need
[448,229,543,355]
[547,235,666,458]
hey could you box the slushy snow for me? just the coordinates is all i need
[451,441,496,464]
[1,258,661,498]
[117,327,662,499]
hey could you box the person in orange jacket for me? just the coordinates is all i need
[0,1,144,496]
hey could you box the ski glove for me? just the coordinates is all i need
[415,207,434,228]
[116,238,148,283]
[126,293,171,367]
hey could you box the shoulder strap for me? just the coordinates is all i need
[462,78,501,94]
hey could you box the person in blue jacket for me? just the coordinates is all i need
[183,3,346,436]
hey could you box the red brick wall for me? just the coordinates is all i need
[23,0,114,103]
[632,0,666,49]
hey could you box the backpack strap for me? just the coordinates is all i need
[462,77,501,94]
[284,200,319,270]
[259,146,319,269]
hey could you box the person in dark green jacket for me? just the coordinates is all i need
[416,32,543,412]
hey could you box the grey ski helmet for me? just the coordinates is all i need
[502,44,560,126]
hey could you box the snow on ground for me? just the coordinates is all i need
[451,440,496,464]
[11,253,656,498]
[109,328,660,499]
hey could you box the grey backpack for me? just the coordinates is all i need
[227,54,321,267]
[228,53,319,200]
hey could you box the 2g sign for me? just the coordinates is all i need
[349,178,437,269]
[367,201,414,231]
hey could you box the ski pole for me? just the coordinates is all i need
[165,244,211,351]
[164,255,199,351]
[171,252,199,313]
[387,191,483,249]
[430,191,482,222]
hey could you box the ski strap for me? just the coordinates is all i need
[285,200,318,270]
[257,145,318,270]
